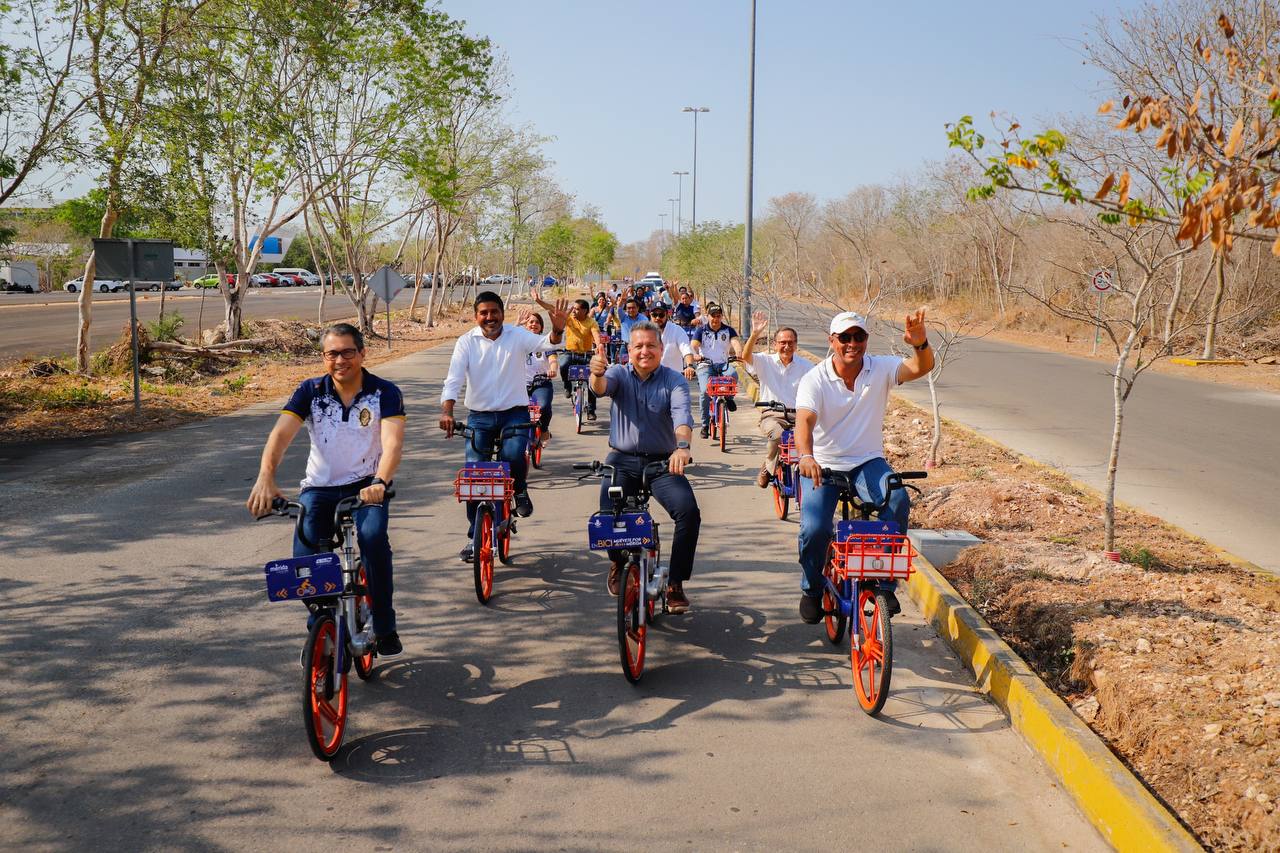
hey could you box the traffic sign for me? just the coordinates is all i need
[368,265,405,301]
[1090,269,1113,292]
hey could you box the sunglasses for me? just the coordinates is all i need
[323,348,361,361]
[833,329,868,344]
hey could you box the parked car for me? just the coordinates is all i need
[0,279,39,293]
[481,273,513,287]
[137,280,183,291]
[276,273,305,287]
[272,267,320,286]
[64,277,126,293]
[193,274,221,289]
[251,273,281,287]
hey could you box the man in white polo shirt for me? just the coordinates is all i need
[646,301,698,381]
[793,308,933,623]
[741,310,814,488]
[441,291,568,557]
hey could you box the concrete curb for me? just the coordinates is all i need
[904,552,1203,852]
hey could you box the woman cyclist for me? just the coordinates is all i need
[522,312,558,443]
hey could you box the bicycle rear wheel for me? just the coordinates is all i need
[353,563,376,680]
[575,386,585,434]
[772,464,789,520]
[302,614,348,760]
[718,403,727,452]
[823,544,847,644]
[617,559,646,683]
[473,504,495,604]
[851,589,893,715]
[532,430,543,469]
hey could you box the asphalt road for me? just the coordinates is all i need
[0,286,431,362]
[774,302,1280,575]
[0,341,1100,851]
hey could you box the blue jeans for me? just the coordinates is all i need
[295,477,395,635]
[527,378,553,430]
[464,406,529,537]
[695,360,732,428]
[599,450,701,583]
[796,457,910,597]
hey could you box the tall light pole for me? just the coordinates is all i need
[668,198,678,239]
[659,212,667,242]
[682,106,710,230]
[672,170,688,236]
[741,0,756,333]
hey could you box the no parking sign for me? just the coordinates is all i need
[1090,269,1113,292]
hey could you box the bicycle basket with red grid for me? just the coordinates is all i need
[454,461,513,503]
[706,375,737,396]
[831,519,916,581]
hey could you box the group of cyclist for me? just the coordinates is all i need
[246,280,934,658]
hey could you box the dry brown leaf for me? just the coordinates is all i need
[1218,14,1234,39]
[1117,172,1131,207]
[1203,47,1213,61]
[1191,86,1203,116]
[1095,173,1116,199]
[1098,100,1115,115]
[1224,117,1244,158]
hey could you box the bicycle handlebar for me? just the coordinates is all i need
[257,487,396,551]
[817,468,924,517]
[455,421,536,454]
[754,401,796,413]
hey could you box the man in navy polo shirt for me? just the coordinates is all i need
[690,302,741,438]
[247,322,406,658]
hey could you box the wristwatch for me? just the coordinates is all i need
[676,440,691,450]
[371,477,390,487]
[913,339,930,351]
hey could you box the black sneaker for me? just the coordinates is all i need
[700,425,710,439]
[376,632,403,658]
[514,491,534,518]
[726,398,737,412]
[882,590,901,617]
[799,594,823,624]
[459,544,474,562]
[586,410,597,421]
[564,386,572,399]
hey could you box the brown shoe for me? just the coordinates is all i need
[608,561,621,596]
[756,467,772,489]
[667,582,690,614]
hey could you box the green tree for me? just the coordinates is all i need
[533,218,576,281]
[53,189,148,239]
[579,228,618,276]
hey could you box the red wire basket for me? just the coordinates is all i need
[832,532,916,580]
[454,466,514,502]
[779,433,798,464]
[707,376,738,397]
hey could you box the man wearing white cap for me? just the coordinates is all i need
[792,308,933,623]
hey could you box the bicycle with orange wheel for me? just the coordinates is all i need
[258,489,393,761]
[815,468,926,715]
[526,399,545,469]
[755,401,801,520]
[453,422,532,604]
[703,357,740,453]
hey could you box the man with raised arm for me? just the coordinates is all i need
[247,322,406,658]
[589,321,701,613]
[440,291,568,560]
[793,309,933,623]
[740,310,814,488]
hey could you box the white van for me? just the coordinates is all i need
[272,267,320,286]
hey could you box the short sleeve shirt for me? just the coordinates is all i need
[692,323,738,364]
[748,353,815,408]
[601,364,693,454]
[795,355,901,469]
[525,348,552,384]
[283,370,406,490]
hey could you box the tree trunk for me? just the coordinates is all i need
[1163,252,1184,345]
[224,295,243,342]
[927,369,941,468]
[1201,253,1226,360]
[76,202,120,372]
[1104,331,1138,553]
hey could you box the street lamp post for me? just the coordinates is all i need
[682,106,710,230]
[741,0,756,333]
[672,170,688,236]
[659,212,667,241]
[668,198,678,239]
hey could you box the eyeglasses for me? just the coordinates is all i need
[323,348,361,361]
[834,329,868,344]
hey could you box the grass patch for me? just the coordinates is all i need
[34,384,109,409]
[1117,545,1157,570]
[221,374,249,393]
[1048,535,1078,545]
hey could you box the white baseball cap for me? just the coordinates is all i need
[829,311,868,335]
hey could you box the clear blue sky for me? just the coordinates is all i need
[445,0,1138,244]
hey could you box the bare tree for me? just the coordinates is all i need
[768,191,818,295]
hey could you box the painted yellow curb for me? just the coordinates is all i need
[1169,357,1245,366]
[905,553,1203,852]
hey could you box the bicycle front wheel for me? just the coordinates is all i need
[773,464,789,520]
[302,614,348,760]
[473,504,495,604]
[617,559,646,683]
[575,387,585,434]
[496,501,513,565]
[532,430,544,469]
[718,404,727,452]
[851,589,893,716]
